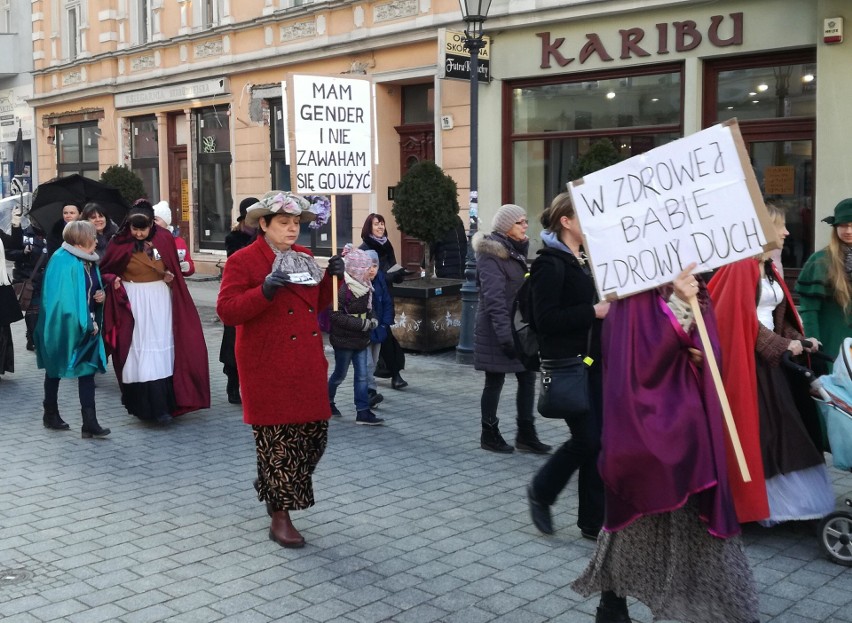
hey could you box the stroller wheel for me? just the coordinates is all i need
[818,511,852,566]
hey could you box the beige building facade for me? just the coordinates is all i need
[30,0,852,278]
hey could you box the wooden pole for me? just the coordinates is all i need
[689,297,751,482]
[330,195,338,311]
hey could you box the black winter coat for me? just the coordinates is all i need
[530,246,602,365]
[431,216,467,279]
[473,232,529,373]
[9,226,47,291]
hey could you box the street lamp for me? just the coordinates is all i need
[455,0,492,364]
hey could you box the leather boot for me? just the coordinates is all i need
[481,423,514,453]
[226,374,242,404]
[391,373,408,389]
[81,407,111,439]
[516,422,552,454]
[43,402,70,431]
[269,510,305,548]
[596,591,631,623]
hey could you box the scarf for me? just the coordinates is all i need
[344,272,373,309]
[265,237,325,285]
[61,241,100,263]
[844,245,852,277]
[0,237,10,286]
[369,234,388,246]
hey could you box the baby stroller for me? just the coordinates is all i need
[784,338,852,566]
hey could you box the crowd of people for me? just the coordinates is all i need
[2,181,849,621]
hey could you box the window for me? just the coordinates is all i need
[64,0,83,60]
[196,108,232,249]
[507,64,683,248]
[135,0,152,44]
[402,84,434,124]
[269,98,351,255]
[130,116,160,202]
[202,0,224,28]
[0,0,11,34]
[56,122,100,178]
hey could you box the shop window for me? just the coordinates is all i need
[0,0,11,34]
[506,64,683,248]
[268,98,351,256]
[196,108,232,250]
[705,50,817,269]
[56,122,99,179]
[130,116,159,202]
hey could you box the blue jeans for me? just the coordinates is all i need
[328,347,370,412]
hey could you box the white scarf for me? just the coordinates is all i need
[343,272,372,308]
[0,237,10,286]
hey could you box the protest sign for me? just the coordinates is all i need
[569,119,777,300]
[287,74,374,195]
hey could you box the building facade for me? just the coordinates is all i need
[30,0,852,275]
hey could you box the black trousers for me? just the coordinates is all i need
[44,373,95,409]
[531,366,604,533]
[480,370,536,429]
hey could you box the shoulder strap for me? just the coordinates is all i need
[22,251,47,288]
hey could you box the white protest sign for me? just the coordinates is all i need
[289,74,373,194]
[569,120,776,300]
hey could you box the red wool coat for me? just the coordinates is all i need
[217,238,333,426]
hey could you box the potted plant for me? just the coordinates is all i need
[100,165,147,205]
[388,161,464,352]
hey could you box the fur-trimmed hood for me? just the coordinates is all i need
[473,231,529,262]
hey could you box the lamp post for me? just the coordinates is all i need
[456,0,491,364]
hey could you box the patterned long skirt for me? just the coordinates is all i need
[252,421,328,512]
[572,504,759,623]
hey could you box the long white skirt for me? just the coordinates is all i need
[122,280,174,384]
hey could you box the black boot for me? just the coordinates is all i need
[481,423,514,453]
[391,373,408,390]
[516,422,552,454]
[43,402,70,431]
[81,407,110,439]
[596,591,631,623]
[226,374,242,404]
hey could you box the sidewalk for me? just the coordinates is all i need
[0,278,849,623]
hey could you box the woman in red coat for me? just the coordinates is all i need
[217,191,344,548]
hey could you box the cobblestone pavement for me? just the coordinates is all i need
[0,279,850,623]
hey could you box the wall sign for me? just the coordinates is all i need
[115,78,228,109]
[441,30,492,82]
[569,120,777,300]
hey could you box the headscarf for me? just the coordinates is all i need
[341,244,374,308]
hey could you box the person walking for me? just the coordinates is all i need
[526,193,608,538]
[0,204,24,378]
[359,213,408,389]
[153,201,194,276]
[364,249,392,409]
[219,197,258,404]
[8,218,45,351]
[34,220,110,437]
[217,190,345,548]
[100,200,209,424]
[796,197,852,361]
[572,265,759,623]
[473,204,550,454]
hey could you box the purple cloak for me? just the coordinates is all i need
[599,288,740,539]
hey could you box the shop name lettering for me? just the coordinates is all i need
[578,142,762,292]
[538,12,743,69]
[445,57,490,79]
[296,82,371,191]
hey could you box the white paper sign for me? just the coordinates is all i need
[569,122,771,300]
[291,75,373,194]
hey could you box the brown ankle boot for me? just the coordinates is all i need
[268,510,305,548]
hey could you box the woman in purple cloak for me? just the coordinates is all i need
[572,265,759,623]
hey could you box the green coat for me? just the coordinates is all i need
[795,248,852,360]
[35,247,106,378]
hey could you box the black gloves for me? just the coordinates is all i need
[392,270,406,284]
[262,271,291,300]
[500,342,517,360]
[327,255,345,278]
[361,317,379,332]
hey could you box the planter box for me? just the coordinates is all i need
[389,278,463,352]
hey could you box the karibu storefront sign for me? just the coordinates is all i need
[538,12,743,69]
[441,30,491,82]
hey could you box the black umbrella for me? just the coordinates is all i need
[12,126,25,177]
[29,174,129,234]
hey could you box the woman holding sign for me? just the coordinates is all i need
[709,204,834,526]
[573,265,759,623]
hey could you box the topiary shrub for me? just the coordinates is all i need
[100,165,147,205]
[391,161,460,280]
[567,138,623,181]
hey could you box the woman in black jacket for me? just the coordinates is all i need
[526,192,610,540]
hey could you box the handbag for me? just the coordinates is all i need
[537,356,592,419]
[12,252,46,312]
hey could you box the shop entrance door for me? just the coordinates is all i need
[169,148,189,246]
[395,122,434,273]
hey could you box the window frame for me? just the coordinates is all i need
[64,0,82,60]
[55,121,100,178]
[130,115,160,202]
[0,0,11,34]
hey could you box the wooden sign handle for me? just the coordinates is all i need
[689,297,752,483]
[331,195,338,311]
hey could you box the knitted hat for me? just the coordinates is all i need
[364,249,379,266]
[491,204,527,234]
[152,201,172,227]
[238,197,258,222]
[822,198,852,226]
[342,244,372,284]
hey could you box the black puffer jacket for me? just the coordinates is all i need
[473,232,529,373]
[530,246,601,364]
[431,216,467,279]
[329,284,372,351]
